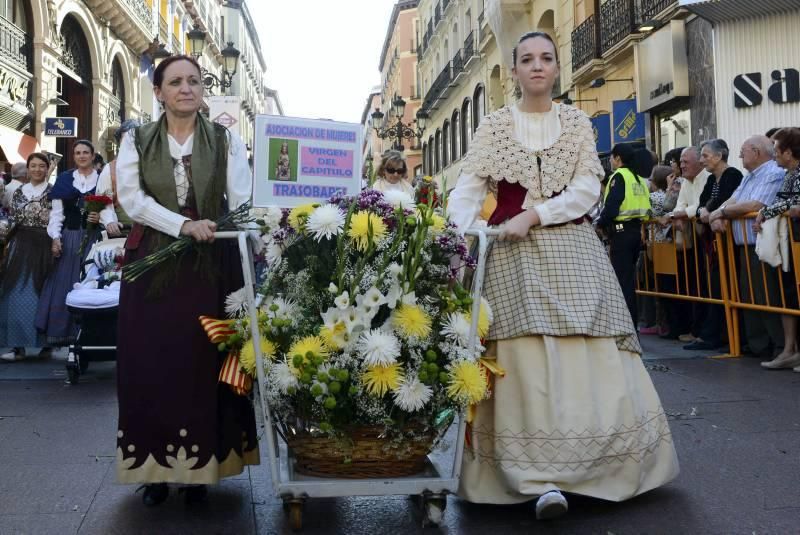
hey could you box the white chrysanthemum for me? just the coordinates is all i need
[382,189,416,209]
[262,206,283,230]
[357,329,401,366]
[264,239,284,263]
[481,297,494,323]
[441,312,471,347]
[306,203,345,241]
[393,376,433,412]
[224,287,248,318]
[264,297,298,322]
[270,360,299,393]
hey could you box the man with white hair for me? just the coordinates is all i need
[710,135,787,363]
[3,162,28,210]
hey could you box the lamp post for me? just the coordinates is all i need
[186,25,240,94]
[369,96,428,151]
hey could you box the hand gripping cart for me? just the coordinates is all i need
[218,228,494,531]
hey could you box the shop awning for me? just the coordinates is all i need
[679,0,799,22]
[0,126,40,165]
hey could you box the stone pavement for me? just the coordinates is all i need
[1,337,799,534]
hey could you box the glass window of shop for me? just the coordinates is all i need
[655,108,691,162]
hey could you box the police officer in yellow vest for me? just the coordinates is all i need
[597,143,652,328]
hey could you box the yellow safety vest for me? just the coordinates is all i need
[603,167,651,222]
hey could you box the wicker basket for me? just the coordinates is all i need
[285,425,437,479]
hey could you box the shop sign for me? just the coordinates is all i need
[634,20,690,112]
[0,65,30,106]
[591,113,612,154]
[613,99,645,143]
[209,95,240,134]
[44,117,78,137]
[733,69,800,108]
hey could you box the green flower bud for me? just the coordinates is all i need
[313,355,325,367]
[329,381,342,394]
[269,304,279,312]
[405,216,416,226]
[324,396,337,410]
[317,372,330,384]
[427,363,439,374]
[287,386,296,395]
[306,351,315,360]
[292,354,304,368]
[425,349,438,362]
[300,373,312,384]
[311,384,324,397]
[217,342,227,352]
[349,385,359,395]
[439,372,450,384]
[337,370,350,381]
[418,370,429,383]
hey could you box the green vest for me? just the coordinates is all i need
[604,167,651,222]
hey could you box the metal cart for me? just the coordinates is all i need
[220,228,495,531]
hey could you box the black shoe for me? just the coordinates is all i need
[180,485,208,505]
[659,331,680,340]
[138,483,169,506]
[683,340,719,350]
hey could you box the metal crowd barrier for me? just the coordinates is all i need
[635,214,800,357]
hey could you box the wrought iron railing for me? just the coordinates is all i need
[463,31,475,60]
[141,111,152,124]
[639,0,676,21]
[107,94,123,126]
[571,14,600,71]
[428,62,452,103]
[435,3,442,26]
[0,15,31,72]
[451,49,463,77]
[443,0,450,10]
[600,0,639,54]
[124,0,153,30]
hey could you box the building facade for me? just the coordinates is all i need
[360,86,382,179]
[375,0,423,177]
[0,0,271,174]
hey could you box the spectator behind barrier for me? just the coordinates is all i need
[709,135,788,363]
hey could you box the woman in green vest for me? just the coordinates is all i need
[597,143,652,327]
[114,55,258,506]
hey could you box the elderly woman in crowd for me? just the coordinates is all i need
[0,153,54,362]
[371,150,414,196]
[753,127,800,370]
[35,140,106,346]
[114,54,258,506]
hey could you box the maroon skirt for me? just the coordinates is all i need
[115,226,259,484]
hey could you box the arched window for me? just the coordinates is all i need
[461,98,472,155]
[434,129,441,173]
[473,84,485,130]
[421,142,428,175]
[442,120,450,168]
[428,135,434,173]
[451,110,461,161]
[110,57,126,125]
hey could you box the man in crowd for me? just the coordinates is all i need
[709,135,786,361]
[661,147,710,341]
[2,162,28,210]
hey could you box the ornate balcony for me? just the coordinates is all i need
[640,0,677,21]
[600,0,639,55]
[434,2,442,27]
[450,49,464,84]
[81,0,154,53]
[571,14,600,71]
[0,15,32,73]
[463,31,478,69]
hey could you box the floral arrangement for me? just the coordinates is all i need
[217,184,490,442]
[79,194,113,259]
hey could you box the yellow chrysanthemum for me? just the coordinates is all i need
[466,299,493,339]
[392,304,432,340]
[348,211,387,251]
[288,203,317,231]
[446,361,488,404]
[289,335,329,361]
[429,214,446,233]
[362,363,403,397]
[238,338,276,376]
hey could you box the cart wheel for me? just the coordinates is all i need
[288,501,303,531]
[67,366,80,385]
[422,494,446,527]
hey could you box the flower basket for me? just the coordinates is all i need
[284,424,439,478]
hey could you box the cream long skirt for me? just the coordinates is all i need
[458,335,679,504]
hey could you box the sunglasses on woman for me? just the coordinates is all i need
[385,167,406,174]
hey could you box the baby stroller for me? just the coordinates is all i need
[64,237,125,384]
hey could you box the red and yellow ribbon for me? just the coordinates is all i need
[199,315,252,396]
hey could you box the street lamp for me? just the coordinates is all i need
[370,100,427,152]
[151,43,171,68]
[185,25,241,94]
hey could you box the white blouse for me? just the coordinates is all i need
[21,181,49,200]
[372,177,415,196]
[47,169,100,240]
[96,163,119,225]
[115,129,252,238]
[448,103,601,232]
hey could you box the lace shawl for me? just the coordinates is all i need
[462,104,605,208]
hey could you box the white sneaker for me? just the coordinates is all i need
[760,352,800,369]
[535,490,568,520]
[0,350,24,362]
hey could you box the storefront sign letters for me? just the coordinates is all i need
[613,99,645,144]
[0,65,30,105]
[733,68,800,108]
[650,82,674,101]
